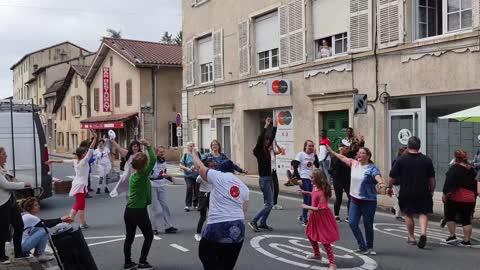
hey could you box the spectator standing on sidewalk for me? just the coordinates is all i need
[293,140,320,226]
[388,136,435,249]
[194,160,215,241]
[248,117,277,232]
[202,140,247,174]
[149,146,178,235]
[180,142,200,211]
[271,140,283,210]
[329,139,351,222]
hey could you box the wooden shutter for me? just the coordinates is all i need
[279,5,289,67]
[186,40,194,86]
[94,88,99,111]
[213,29,224,81]
[238,20,250,76]
[114,83,120,107]
[349,0,373,53]
[126,79,132,106]
[288,0,305,65]
[378,0,403,48]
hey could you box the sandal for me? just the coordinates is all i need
[407,238,417,245]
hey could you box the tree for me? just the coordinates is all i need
[174,31,182,45]
[160,31,173,44]
[106,28,122,38]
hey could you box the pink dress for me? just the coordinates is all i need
[305,189,340,244]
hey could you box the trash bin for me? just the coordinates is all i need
[50,225,98,270]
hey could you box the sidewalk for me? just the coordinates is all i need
[1,258,58,270]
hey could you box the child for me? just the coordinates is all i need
[194,160,215,241]
[47,129,97,229]
[301,169,339,270]
[123,139,156,270]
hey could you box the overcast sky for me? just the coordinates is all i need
[0,0,181,98]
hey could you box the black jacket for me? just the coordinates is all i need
[253,127,277,177]
[329,156,351,184]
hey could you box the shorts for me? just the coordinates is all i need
[445,201,475,226]
[73,191,87,211]
[400,197,433,215]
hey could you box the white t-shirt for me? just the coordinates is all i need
[64,149,93,196]
[94,148,111,166]
[206,169,249,224]
[22,213,41,242]
[295,151,316,179]
[151,160,167,188]
[196,175,213,193]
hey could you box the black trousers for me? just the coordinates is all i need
[272,170,279,205]
[0,197,24,257]
[333,180,351,217]
[199,238,243,270]
[196,192,210,234]
[123,207,153,264]
[185,176,199,207]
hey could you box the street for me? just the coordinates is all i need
[39,163,480,270]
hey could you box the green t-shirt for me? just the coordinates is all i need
[127,146,156,208]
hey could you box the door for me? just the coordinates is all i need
[388,109,423,168]
[219,119,231,158]
[323,111,349,150]
[200,119,211,154]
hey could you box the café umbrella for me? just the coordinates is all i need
[438,105,480,123]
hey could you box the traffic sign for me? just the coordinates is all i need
[176,126,182,137]
[176,113,182,127]
[354,94,368,114]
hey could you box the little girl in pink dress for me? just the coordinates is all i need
[301,169,340,270]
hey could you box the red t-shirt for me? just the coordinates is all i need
[319,138,331,146]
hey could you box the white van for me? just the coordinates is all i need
[0,99,52,199]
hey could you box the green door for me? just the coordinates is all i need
[323,111,349,150]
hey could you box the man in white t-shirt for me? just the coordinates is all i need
[191,148,249,270]
[292,139,320,225]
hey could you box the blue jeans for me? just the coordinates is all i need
[301,178,313,222]
[253,176,273,226]
[349,200,377,250]
[22,227,48,256]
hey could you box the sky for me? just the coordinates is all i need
[0,0,182,98]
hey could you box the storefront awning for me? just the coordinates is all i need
[439,105,480,123]
[80,112,138,130]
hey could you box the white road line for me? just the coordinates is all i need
[170,244,189,252]
[84,234,141,240]
[154,235,162,240]
[87,235,142,247]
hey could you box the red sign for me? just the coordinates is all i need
[102,67,111,112]
[81,122,124,130]
[176,113,182,127]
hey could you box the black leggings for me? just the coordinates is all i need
[123,207,153,264]
[333,180,351,217]
[197,192,210,234]
[272,170,279,205]
[445,201,475,226]
[0,197,24,257]
[199,238,243,270]
[185,177,199,207]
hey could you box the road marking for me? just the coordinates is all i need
[154,235,162,240]
[250,234,377,270]
[84,235,140,240]
[86,234,143,247]
[170,244,189,252]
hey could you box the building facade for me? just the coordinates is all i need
[182,0,480,191]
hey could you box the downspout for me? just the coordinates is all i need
[152,67,158,147]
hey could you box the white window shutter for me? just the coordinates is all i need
[186,40,194,87]
[279,5,289,67]
[349,0,373,53]
[473,0,480,28]
[213,29,224,81]
[287,0,305,66]
[238,20,250,76]
[378,0,403,49]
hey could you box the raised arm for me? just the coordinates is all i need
[192,148,208,181]
[326,144,350,166]
[110,139,128,158]
[253,118,271,156]
[139,140,156,175]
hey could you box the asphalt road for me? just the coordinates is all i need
[40,162,480,270]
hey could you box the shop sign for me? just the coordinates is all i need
[273,108,294,177]
[102,67,111,112]
[81,122,124,130]
[398,129,412,145]
[267,79,291,96]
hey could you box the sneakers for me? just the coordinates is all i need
[301,221,308,227]
[417,235,427,249]
[258,224,274,231]
[0,255,8,264]
[297,215,304,223]
[248,221,260,232]
[80,223,90,229]
[123,262,138,270]
[184,206,191,212]
[445,235,458,244]
[460,241,472,247]
[272,205,283,210]
[36,254,54,262]
[194,234,202,242]
[305,254,321,260]
[104,187,110,194]
[345,217,349,222]
[439,218,446,228]
[362,249,377,255]
[138,262,154,269]
[165,227,178,234]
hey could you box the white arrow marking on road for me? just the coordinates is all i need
[154,235,162,240]
[170,244,189,252]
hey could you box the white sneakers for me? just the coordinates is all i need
[272,205,283,210]
[194,234,202,242]
[36,254,54,262]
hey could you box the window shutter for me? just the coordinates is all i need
[94,88,99,111]
[238,20,250,76]
[115,83,120,107]
[288,0,305,66]
[213,29,224,81]
[126,79,132,106]
[349,0,373,53]
[186,40,194,86]
[71,96,75,115]
[378,0,403,48]
[474,0,480,28]
[279,5,289,67]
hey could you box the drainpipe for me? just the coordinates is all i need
[152,67,158,146]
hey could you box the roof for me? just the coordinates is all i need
[80,112,138,124]
[10,41,91,70]
[32,52,96,76]
[71,65,90,78]
[44,79,64,95]
[52,65,90,113]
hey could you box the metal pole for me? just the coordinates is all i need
[8,97,15,176]
[32,99,38,189]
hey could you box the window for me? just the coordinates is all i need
[312,0,349,52]
[74,96,82,116]
[199,119,211,154]
[110,56,113,67]
[315,33,348,59]
[94,88,99,111]
[197,35,213,83]
[75,75,78,88]
[446,0,472,31]
[126,79,132,106]
[114,83,120,107]
[334,33,348,55]
[168,122,182,147]
[255,12,279,71]
[416,0,442,39]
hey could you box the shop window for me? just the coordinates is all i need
[388,96,421,110]
[255,11,279,72]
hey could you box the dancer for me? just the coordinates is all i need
[123,139,156,270]
[326,144,386,255]
[329,139,351,222]
[93,139,112,194]
[249,117,277,232]
[345,128,365,158]
[202,140,247,174]
[319,129,332,182]
[47,130,97,229]
[301,169,339,270]
[271,140,283,210]
[293,140,320,226]
[194,160,215,241]
[388,136,435,249]
[149,146,178,235]
[110,140,141,198]
[180,142,200,211]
